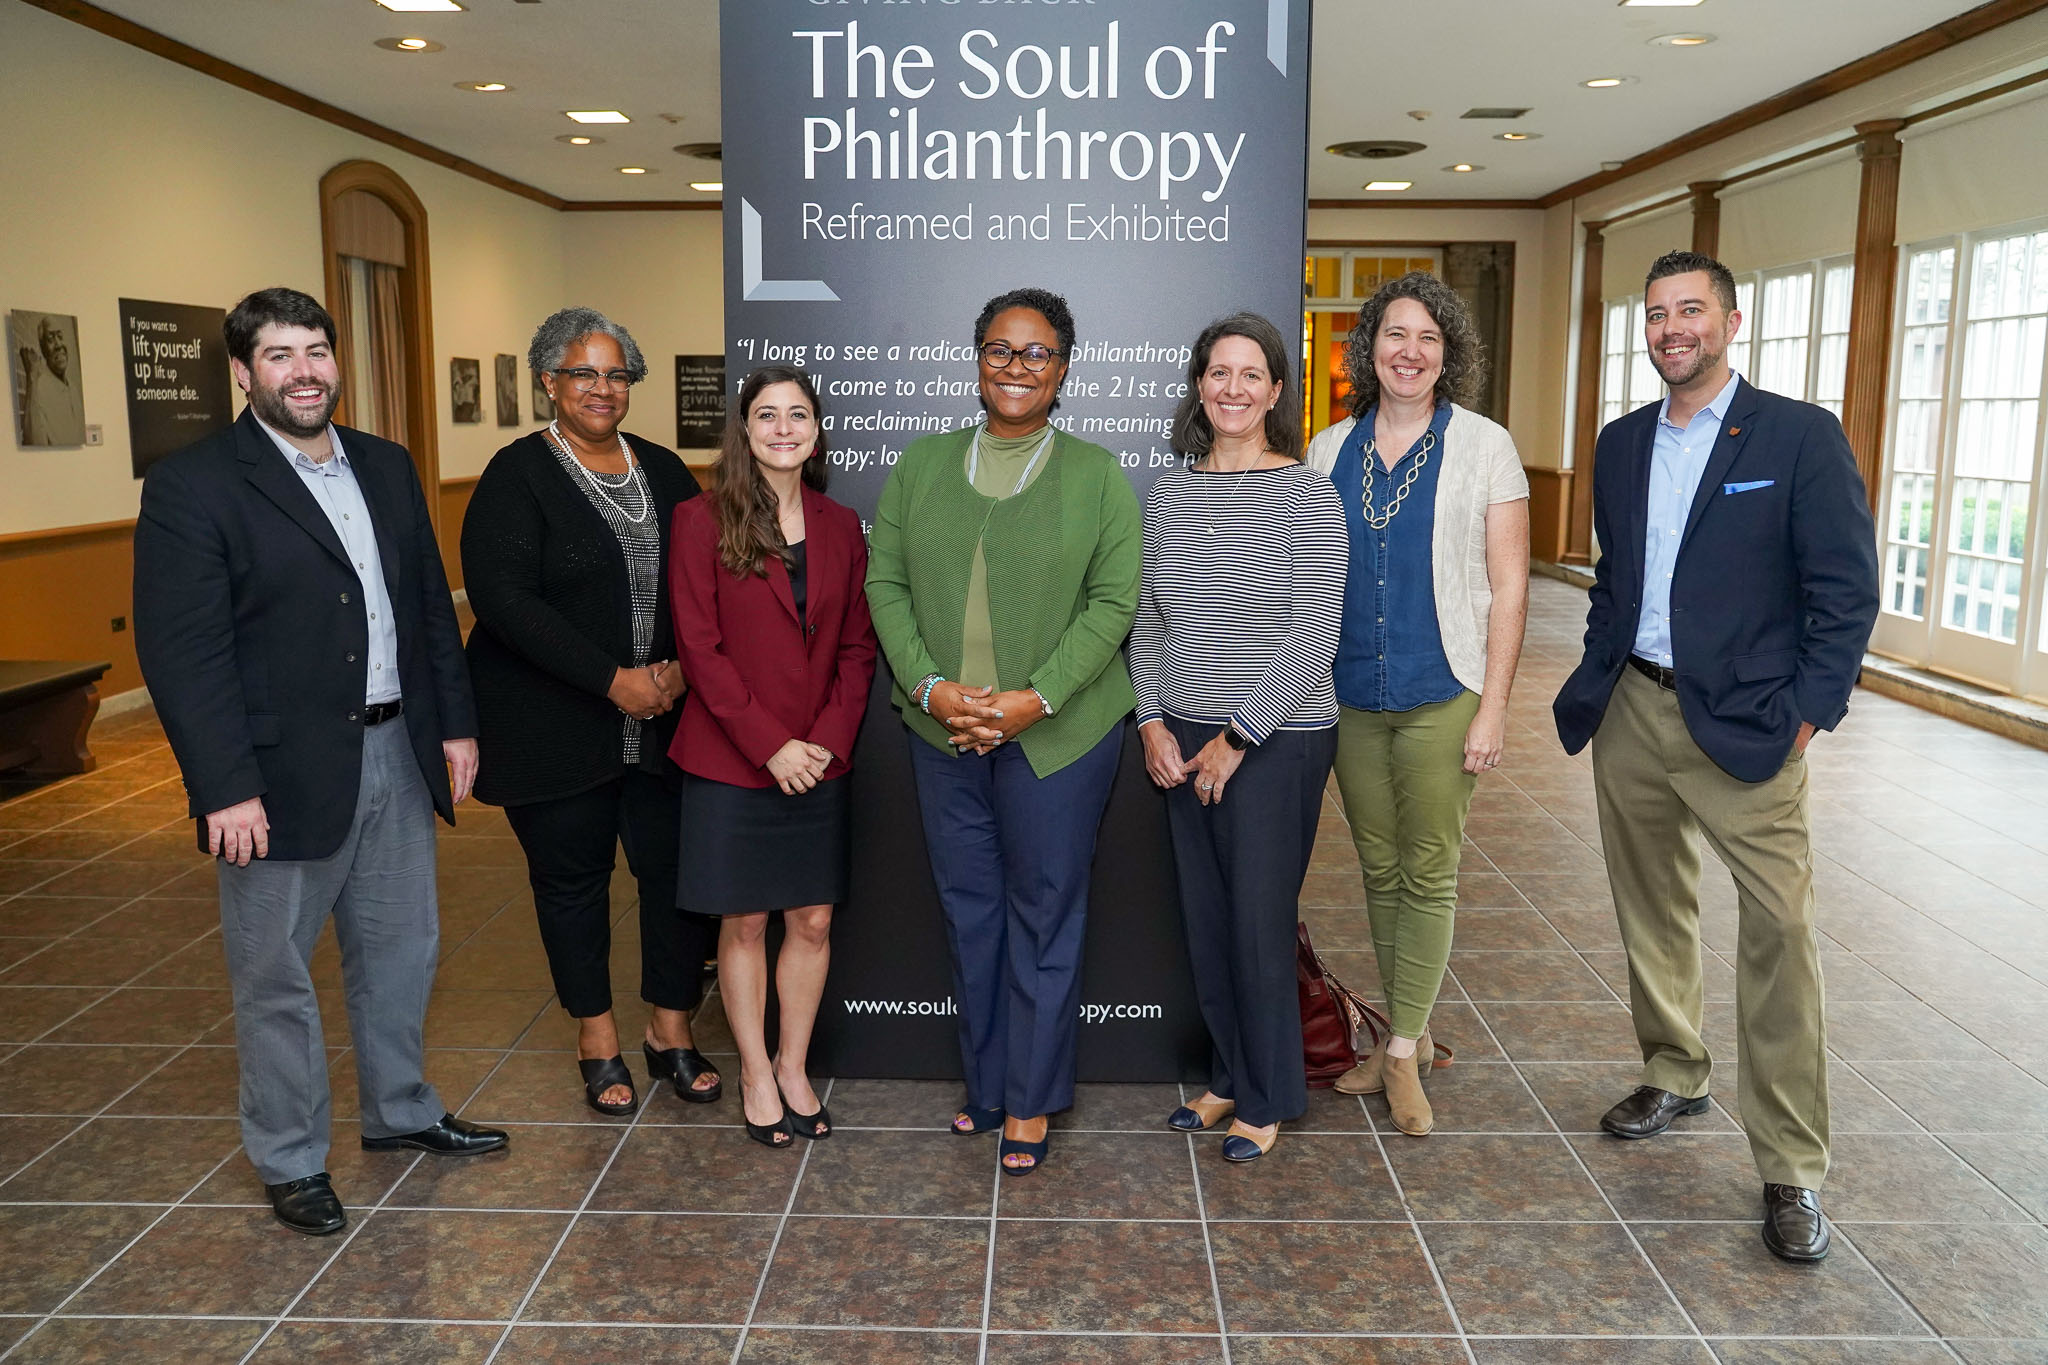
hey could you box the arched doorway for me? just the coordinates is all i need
[318,160,441,532]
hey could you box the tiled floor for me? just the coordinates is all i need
[3,576,2047,1362]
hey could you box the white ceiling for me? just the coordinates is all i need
[87,0,1994,203]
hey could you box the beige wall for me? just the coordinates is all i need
[563,213,727,460]
[0,3,748,526]
[1601,207,1691,301]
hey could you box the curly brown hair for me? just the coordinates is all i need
[1342,271,1486,414]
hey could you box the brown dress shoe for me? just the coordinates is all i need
[1384,1046,1434,1136]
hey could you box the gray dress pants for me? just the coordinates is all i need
[217,718,446,1183]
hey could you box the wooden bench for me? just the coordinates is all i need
[0,660,112,776]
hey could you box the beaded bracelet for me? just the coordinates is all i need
[916,674,944,713]
[1029,686,1054,717]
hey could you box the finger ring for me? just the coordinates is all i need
[1201,782,1214,790]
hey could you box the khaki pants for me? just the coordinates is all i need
[1591,665,1829,1190]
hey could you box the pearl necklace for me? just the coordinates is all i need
[550,421,648,525]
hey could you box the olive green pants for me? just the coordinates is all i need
[1591,666,1829,1190]
[1332,692,1480,1040]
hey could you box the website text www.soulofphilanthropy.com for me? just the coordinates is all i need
[844,998,1164,1024]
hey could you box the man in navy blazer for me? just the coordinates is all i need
[1553,251,1878,1263]
[134,288,506,1236]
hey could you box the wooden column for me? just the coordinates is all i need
[1841,119,1907,512]
[1689,180,1725,258]
[1564,220,1607,564]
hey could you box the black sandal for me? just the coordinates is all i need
[578,1055,637,1116]
[643,1041,723,1104]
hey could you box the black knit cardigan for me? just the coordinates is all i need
[460,430,702,806]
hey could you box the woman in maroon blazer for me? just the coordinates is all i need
[669,365,878,1148]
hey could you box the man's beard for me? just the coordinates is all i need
[249,376,339,438]
[1653,334,1726,389]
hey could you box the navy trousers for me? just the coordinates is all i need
[1164,718,1336,1127]
[906,723,1122,1118]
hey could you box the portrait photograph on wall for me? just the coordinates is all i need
[494,352,518,428]
[8,309,85,447]
[449,356,480,424]
[530,367,554,422]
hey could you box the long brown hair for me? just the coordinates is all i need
[714,365,830,578]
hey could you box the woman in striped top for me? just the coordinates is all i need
[1129,312,1347,1162]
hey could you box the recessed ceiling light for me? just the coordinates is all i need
[1326,140,1427,160]
[1364,181,1413,192]
[1444,163,1483,173]
[1620,0,1703,6]
[618,166,650,175]
[674,142,724,161]
[375,0,463,11]
[1495,131,1542,141]
[689,182,723,192]
[374,36,443,52]
[556,134,602,146]
[1650,31,1716,45]
[1581,76,1635,89]
[456,81,510,92]
[566,110,630,124]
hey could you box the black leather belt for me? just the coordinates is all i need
[362,700,404,726]
[1626,655,1678,691]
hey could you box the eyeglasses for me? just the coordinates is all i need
[977,342,1063,372]
[552,367,636,391]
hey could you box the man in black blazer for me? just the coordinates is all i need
[1553,251,1878,1263]
[134,288,507,1235]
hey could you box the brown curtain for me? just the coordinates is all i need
[368,262,407,447]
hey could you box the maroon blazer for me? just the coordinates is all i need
[667,487,878,787]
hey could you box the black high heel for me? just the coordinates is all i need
[953,1103,1005,1136]
[780,1082,831,1140]
[746,1109,795,1149]
[643,1041,722,1105]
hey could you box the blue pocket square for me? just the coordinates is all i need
[1723,480,1775,495]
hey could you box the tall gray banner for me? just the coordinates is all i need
[720,0,1312,1083]
[721,0,1311,518]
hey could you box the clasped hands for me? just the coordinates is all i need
[929,681,1046,754]
[1140,719,1243,806]
[766,738,835,795]
[608,660,685,721]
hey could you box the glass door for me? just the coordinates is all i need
[1874,227,2048,698]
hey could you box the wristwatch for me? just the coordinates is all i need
[1222,724,1252,752]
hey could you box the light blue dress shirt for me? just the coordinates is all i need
[1633,372,1742,668]
[256,419,403,704]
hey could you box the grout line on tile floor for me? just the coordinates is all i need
[723,1074,826,1365]
[1178,1078,1234,1365]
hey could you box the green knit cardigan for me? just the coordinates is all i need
[866,424,1140,777]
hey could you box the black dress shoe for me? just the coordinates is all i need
[1600,1085,1711,1139]
[265,1172,346,1236]
[1762,1183,1831,1262]
[361,1113,508,1156]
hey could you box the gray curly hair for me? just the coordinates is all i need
[526,306,648,383]
[1343,271,1486,414]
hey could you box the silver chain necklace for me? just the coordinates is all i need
[550,421,648,525]
[1360,430,1436,530]
[1197,455,1270,535]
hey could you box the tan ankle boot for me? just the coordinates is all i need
[1334,1042,1387,1095]
[1384,1047,1434,1136]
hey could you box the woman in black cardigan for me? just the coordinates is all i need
[461,307,721,1115]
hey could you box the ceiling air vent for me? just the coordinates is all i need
[1324,140,1426,160]
[1461,107,1532,120]
[673,142,723,161]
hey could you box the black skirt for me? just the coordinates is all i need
[676,772,850,915]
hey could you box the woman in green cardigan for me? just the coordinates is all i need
[866,286,1140,1176]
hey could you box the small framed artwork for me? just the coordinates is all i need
[494,353,519,427]
[9,309,85,447]
[450,357,481,424]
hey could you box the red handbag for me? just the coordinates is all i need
[1298,922,1391,1087]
